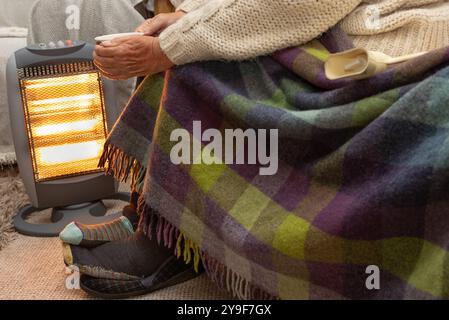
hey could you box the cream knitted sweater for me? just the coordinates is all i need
[160,0,449,65]
[341,0,449,57]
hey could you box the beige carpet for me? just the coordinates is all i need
[0,235,232,300]
[0,170,232,300]
[0,167,28,250]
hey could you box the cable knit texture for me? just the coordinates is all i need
[341,0,449,57]
[160,0,449,64]
[176,0,209,12]
[160,0,361,64]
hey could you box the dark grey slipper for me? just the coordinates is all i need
[80,255,200,299]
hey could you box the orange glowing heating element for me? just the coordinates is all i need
[20,72,108,181]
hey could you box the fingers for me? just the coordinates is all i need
[94,45,116,58]
[99,70,119,80]
[92,35,166,80]
[135,18,153,34]
[93,49,120,79]
[93,38,135,79]
[93,54,124,79]
[94,37,132,58]
[96,65,128,80]
[93,53,115,68]
[135,11,186,35]
[135,15,167,36]
[103,35,136,46]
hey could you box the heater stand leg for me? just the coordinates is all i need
[13,192,130,237]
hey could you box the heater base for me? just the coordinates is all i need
[14,192,130,237]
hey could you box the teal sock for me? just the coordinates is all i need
[60,215,134,247]
[60,193,140,247]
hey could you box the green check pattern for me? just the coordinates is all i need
[100,28,449,299]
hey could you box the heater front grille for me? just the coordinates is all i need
[17,61,96,79]
[19,67,108,182]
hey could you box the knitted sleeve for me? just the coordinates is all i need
[176,0,209,12]
[159,0,361,65]
[340,0,443,35]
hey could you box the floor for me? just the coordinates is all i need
[0,181,232,300]
[0,234,232,300]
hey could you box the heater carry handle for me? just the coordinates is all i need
[15,41,94,69]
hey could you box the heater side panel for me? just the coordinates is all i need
[6,55,39,206]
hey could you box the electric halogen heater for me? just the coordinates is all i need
[7,40,128,237]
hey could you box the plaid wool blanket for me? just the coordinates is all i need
[100,28,449,299]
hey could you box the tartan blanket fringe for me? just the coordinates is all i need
[99,142,145,192]
[100,145,276,299]
[137,195,277,300]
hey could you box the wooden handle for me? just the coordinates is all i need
[155,0,175,14]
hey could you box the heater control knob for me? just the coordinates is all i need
[26,40,86,52]
[24,40,87,60]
